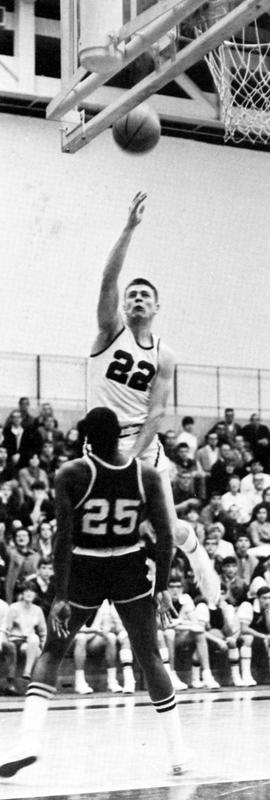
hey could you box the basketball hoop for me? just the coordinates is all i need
[195,2,270,144]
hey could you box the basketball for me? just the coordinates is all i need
[112,104,161,154]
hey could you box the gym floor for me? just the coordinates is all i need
[0,686,269,800]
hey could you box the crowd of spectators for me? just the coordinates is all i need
[1,399,270,695]
[157,409,270,689]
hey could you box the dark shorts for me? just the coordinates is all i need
[68,548,152,609]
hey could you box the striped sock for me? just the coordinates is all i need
[152,693,187,768]
[20,682,57,750]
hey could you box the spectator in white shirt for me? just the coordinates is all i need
[177,416,198,460]
[221,476,252,525]
[241,461,270,495]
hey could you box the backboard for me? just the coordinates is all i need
[46,0,270,153]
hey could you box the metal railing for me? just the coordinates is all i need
[0,351,270,422]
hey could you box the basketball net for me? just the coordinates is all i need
[195,1,270,144]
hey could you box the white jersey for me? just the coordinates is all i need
[89,326,160,428]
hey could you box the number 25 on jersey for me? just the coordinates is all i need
[82,498,141,536]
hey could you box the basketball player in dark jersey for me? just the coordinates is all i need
[0,407,191,779]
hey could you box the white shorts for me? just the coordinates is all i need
[118,430,168,471]
[119,429,178,532]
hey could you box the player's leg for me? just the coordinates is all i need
[116,595,191,774]
[158,467,220,608]
[163,628,188,691]
[0,604,98,778]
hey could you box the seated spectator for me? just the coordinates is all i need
[171,469,201,517]
[250,553,270,588]
[18,454,49,500]
[232,434,249,469]
[24,556,54,619]
[37,415,65,455]
[0,480,22,535]
[241,461,270,495]
[235,446,255,480]
[242,413,270,471]
[222,407,242,446]
[197,432,219,477]
[35,520,54,558]
[220,556,248,606]
[248,504,270,551]
[207,420,230,447]
[173,442,197,473]
[160,429,178,459]
[223,507,249,548]
[0,597,18,695]
[159,429,178,481]
[239,586,270,684]
[20,480,55,532]
[221,476,252,525]
[157,577,219,690]
[203,530,224,575]
[63,428,81,460]
[205,523,235,560]
[0,519,9,600]
[200,491,228,531]
[176,416,198,459]
[5,581,47,684]
[208,447,237,497]
[33,402,58,431]
[247,473,268,513]
[5,528,39,604]
[198,592,256,686]
[184,506,205,544]
[39,442,57,489]
[73,600,135,694]
[0,447,13,484]
[174,443,204,500]
[234,532,258,585]
[18,397,36,431]
[3,410,42,473]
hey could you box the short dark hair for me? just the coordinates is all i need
[182,416,194,427]
[22,580,36,593]
[221,556,237,566]
[38,555,53,568]
[81,407,120,456]
[257,586,270,598]
[124,278,159,303]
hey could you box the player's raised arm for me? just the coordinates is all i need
[91,191,147,353]
[141,463,174,594]
[130,342,175,459]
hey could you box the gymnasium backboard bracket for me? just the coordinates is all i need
[47,0,270,153]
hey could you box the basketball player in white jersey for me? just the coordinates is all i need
[89,191,219,607]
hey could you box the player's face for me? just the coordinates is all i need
[123,285,159,322]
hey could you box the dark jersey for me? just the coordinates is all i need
[73,453,146,552]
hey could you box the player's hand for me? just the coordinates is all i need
[50,600,71,639]
[127,192,147,228]
[155,590,178,630]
